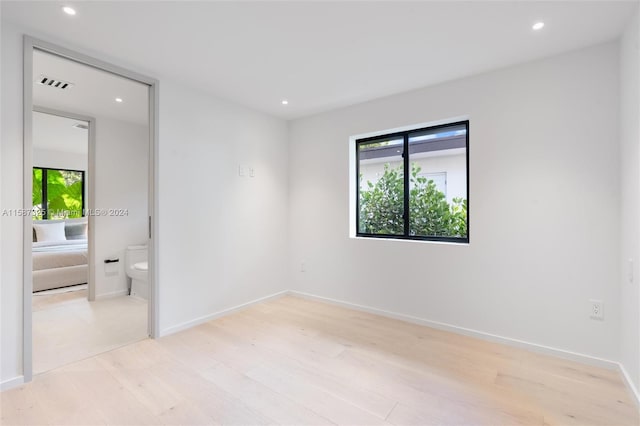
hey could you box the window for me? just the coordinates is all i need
[32,167,85,220]
[356,121,468,243]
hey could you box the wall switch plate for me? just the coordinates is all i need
[589,299,604,320]
[238,165,245,177]
[629,258,634,283]
[249,167,255,177]
[300,262,306,272]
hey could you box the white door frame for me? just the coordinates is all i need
[23,36,160,382]
[32,106,96,301]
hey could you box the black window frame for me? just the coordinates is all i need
[33,166,86,220]
[356,120,469,244]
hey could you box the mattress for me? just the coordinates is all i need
[32,239,88,271]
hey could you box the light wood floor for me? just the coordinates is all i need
[32,287,148,374]
[2,295,638,425]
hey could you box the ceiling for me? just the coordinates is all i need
[33,50,149,125]
[33,111,88,154]
[3,1,638,120]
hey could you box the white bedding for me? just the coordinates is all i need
[33,239,88,271]
[33,239,88,252]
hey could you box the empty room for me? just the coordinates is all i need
[1,1,639,425]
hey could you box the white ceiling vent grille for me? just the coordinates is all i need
[36,75,74,90]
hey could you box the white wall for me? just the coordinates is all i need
[1,21,25,387]
[1,22,289,385]
[32,111,88,155]
[93,117,148,298]
[157,81,289,335]
[620,7,640,396]
[33,148,87,172]
[289,42,621,361]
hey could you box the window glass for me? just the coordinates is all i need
[33,168,84,220]
[408,125,467,238]
[358,137,404,236]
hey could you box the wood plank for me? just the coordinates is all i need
[1,295,637,426]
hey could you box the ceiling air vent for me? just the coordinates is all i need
[36,75,74,90]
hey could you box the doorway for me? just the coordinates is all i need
[23,37,159,381]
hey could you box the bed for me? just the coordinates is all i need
[32,219,88,292]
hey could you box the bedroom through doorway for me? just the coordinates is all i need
[29,48,151,375]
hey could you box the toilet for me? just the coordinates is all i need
[125,244,148,300]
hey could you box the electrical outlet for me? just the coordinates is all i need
[589,299,604,320]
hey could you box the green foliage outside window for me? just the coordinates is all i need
[33,168,84,220]
[359,164,467,238]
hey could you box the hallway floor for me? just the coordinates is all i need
[32,286,148,374]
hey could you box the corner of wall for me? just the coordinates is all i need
[619,3,640,396]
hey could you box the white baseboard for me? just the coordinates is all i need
[619,362,640,407]
[1,376,24,391]
[95,289,129,300]
[159,290,289,337]
[289,291,619,371]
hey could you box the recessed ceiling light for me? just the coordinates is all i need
[115,97,123,103]
[62,6,76,16]
[532,22,545,31]
[281,100,289,105]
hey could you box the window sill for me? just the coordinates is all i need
[351,235,469,246]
